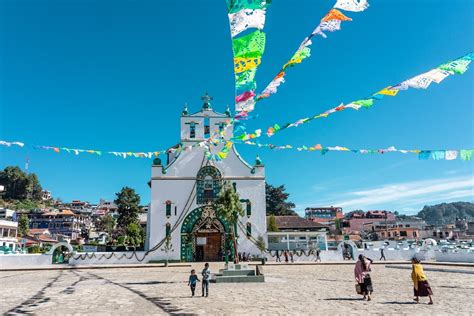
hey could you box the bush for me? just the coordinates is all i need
[28,245,43,253]
[117,236,126,245]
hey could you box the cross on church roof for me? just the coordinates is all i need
[201,92,213,110]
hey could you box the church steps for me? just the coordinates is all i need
[211,275,265,283]
[218,269,256,276]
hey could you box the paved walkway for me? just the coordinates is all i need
[1,263,473,315]
[2,260,472,272]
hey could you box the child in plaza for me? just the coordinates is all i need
[188,269,200,297]
[411,257,434,305]
[201,262,211,297]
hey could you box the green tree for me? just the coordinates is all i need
[334,218,342,235]
[417,202,474,225]
[0,166,43,201]
[115,187,141,230]
[0,166,28,200]
[26,173,43,200]
[14,199,40,211]
[267,214,279,232]
[28,245,42,254]
[96,214,116,235]
[126,222,143,246]
[265,183,297,216]
[215,182,244,263]
[18,214,30,236]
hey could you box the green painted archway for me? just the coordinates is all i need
[180,205,234,262]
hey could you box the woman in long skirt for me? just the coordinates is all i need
[354,255,374,301]
[411,257,434,304]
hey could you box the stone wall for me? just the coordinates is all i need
[435,251,474,263]
[264,249,442,262]
[0,254,53,269]
[68,251,151,265]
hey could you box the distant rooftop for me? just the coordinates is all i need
[269,216,328,231]
[43,209,76,216]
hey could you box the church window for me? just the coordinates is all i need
[204,176,214,201]
[246,201,252,217]
[165,200,172,217]
[204,117,210,138]
[218,122,225,133]
[190,122,196,139]
[165,223,171,238]
[246,222,252,237]
[196,166,222,204]
[174,206,177,216]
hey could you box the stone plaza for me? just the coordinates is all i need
[1,263,473,315]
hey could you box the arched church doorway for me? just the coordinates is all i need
[180,204,233,262]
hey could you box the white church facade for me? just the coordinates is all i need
[146,94,267,262]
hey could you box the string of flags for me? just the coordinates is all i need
[2,1,472,164]
[32,145,163,159]
[3,136,472,162]
[205,140,233,161]
[257,0,369,105]
[234,51,473,140]
[1,134,223,160]
[0,141,24,148]
[0,120,234,161]
[227,0,270,118]
[231,0,371,140]
[225,0,271,163]
[240,140,474,161]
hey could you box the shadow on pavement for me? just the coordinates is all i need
[324,298,364,301]
[124,281,184,285]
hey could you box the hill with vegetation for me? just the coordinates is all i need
[0,166,53,210]
[417,201,474,225]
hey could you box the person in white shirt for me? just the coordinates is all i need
[201,262,211,297]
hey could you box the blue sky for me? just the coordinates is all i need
[1,0,473,215]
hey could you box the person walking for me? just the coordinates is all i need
[380,247,386,261]
[201,262,211,297]
[188,269,200,297]
[315,249,322,262]
[289,251,294,263]
[283,250,289,263]
[411,257,434,305]
[276,250,281,262]
[354,255,374,301]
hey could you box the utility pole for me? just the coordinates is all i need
[25,156,29,173]
[25,156,32,200]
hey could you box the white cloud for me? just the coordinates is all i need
[444,169,461,175]
[302,175,474,212]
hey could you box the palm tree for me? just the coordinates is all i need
[215,181,244,264]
